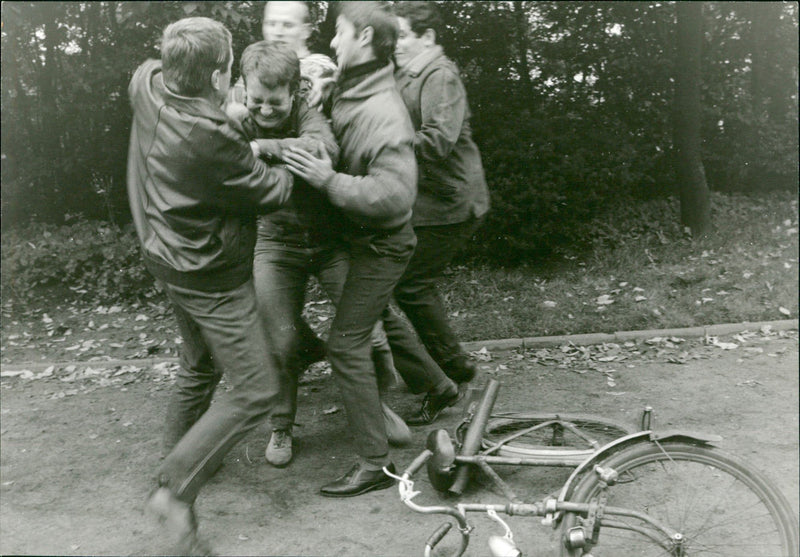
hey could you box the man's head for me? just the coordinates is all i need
[393,1,441,69]
[240,41,300,130]
[330,1,397,70]
[160,17,233,102]
[262,1,311,57]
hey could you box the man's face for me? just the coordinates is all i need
[395,17,427,69]
[330,14,363,70]
[245,80,293,130]
[262,2,310,55]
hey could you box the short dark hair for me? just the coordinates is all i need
[337,1,397,65]
[393,1,443,42]
[241,41,301,92]
[161,17,232,97]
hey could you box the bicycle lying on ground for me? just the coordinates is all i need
[387,379,799,556]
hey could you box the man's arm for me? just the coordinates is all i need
[283,113,416,223]
[415,67,467,162]
[192,123,294,215]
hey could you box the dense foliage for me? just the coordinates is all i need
[2,1,797,263]
[1,219,154,304]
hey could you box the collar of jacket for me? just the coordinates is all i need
[155,72,230,125]
[335,61,397,101]
[398,45,445,78]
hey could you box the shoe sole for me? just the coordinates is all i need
[407,389,466,426]
[319,478,395,498]
[265,450,293,468]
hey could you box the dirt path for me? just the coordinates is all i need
[1,334,797,556]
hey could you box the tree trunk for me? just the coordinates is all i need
[513,1,531,91]
[673,1,710,237]
[745,2,782,115]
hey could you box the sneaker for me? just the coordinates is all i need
[381,402,412,446]
[266,429,293,467]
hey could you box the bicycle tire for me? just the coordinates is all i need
[560,441,799,556]
[475,412,634,465]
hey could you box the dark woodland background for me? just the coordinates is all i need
[2,1,797,264]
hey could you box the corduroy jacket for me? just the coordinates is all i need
[323,62,417,231]
[127,59,293,292]
[395,46,490,226]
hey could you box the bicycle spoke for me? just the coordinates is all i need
[561,442,797,557]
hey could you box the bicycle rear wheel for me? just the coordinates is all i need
[560,441,799,556]
[478,413,634,465]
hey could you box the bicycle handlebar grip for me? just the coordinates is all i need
[425,522,453,549]
[404,449,433,477]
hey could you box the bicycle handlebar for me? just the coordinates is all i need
[403,449,433,478]
[425,522,453,553]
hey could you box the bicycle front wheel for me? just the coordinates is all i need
[560,441,799,556]
[480,413,634,465]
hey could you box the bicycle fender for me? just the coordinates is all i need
[649,429,723,443]
[556,430,722,506]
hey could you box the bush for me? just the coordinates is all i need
[1,218,155,304]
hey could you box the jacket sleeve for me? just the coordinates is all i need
[324,112,416,222]
[415,67,467,162]
[192,123,294,215]
[295,100,340,167]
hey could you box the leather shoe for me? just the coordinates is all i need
[320,462,396,497]
[407,388,463,426]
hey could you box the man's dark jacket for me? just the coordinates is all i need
[127,59,293,292]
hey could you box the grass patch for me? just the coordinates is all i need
[1,191,797,345]
[439,191,798,340]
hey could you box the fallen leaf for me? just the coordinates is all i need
[710,338,738,350]
[1,369,32,378]
[736,379,762,387]
[778,307,791,316]
[323,405,339,415]
[595,294,614,305]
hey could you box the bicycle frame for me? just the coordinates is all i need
[392,378,730,557]
[388,450,689,557]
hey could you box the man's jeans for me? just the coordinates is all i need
[253,238,399,432]
[327,222,416,460]
[158,279,280,503]
[384,218,482,378]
